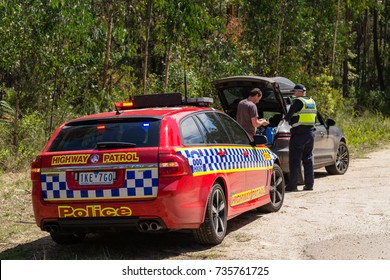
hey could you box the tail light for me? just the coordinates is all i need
[31,156,42,181]
[275,132,291,141]
[159,153,192,177]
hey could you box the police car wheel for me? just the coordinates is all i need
[258,164,285,213]
[50,232,86,245]
[325,142,349,175]
[193,183,227,245]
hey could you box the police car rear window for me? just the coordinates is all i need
[48,119,160,152]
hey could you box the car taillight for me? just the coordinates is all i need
[31,156,42,181]
[159,153,192,177]
[275,132,291,141]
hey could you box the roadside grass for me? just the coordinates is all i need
[335,111,390,157]
[0,171,47,259]
[0,111,389,259]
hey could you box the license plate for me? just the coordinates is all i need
[77,171,116,186]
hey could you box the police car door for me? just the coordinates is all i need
[209,110,269,212]
[194,112,246,203]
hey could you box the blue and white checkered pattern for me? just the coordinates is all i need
[41,168,158,201]
[176,147,275,174]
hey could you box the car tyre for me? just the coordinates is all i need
[325,142,349,175]
[193,183,227,245]
[258,164,285,213]
[50,232,86,245]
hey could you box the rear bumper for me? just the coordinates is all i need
[42,217,167,234]
[32,176,211,232]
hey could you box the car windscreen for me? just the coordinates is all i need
[48,118,161,152]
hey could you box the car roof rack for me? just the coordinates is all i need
[115,93,213,112]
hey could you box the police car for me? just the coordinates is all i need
[31,93,285,245]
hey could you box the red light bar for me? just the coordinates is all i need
[114,93,213,112]
[114,101,134,111]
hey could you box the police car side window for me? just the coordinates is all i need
[217,113,250,145]
[180,116,205,145]
[196,112,231,144]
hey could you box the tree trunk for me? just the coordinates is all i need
[342,3,351,96]
[331,0,341,77]
[276,1,286,75]
[361,9,369,88]
[142,0,153,95]
[13,93,19,154]
[103,2,113,90]
[373,0,385,91]
[164,43,172,91]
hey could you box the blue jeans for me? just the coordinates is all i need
[287,131,314,189]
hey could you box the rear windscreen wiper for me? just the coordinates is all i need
[95,142,137,149]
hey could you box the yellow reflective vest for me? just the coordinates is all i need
[292,97,317,127]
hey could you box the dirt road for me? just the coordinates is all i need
[202,145,390,260]
[1,146,389,260]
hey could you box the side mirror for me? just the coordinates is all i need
[326,119,336,127]
[251,135,268,146]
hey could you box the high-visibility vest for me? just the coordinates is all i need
[292,97,317,127]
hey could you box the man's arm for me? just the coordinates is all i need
[284,100,303,123]
[251,117,269,128]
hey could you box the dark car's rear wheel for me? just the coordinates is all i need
[193,183,227,245]
[325,142,349,175]
[258,164,285,213]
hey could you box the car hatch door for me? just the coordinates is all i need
[213,76,288,118]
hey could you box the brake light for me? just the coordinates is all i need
[97,125,106,130]
[275,132,291,140]
[159,153,192,177]
[31,156,42,181]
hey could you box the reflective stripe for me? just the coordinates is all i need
[292,97,317,127]
[41,168,158,201]
[175,146,277,176]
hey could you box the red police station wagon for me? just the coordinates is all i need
[31,93,285,245]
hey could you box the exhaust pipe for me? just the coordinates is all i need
[43,225,51,232]
[139,222,150,232]
[150,222,163,231]
[43,223,59,233]
[138,220,163,232]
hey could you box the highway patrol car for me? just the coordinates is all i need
[31,93,285,245]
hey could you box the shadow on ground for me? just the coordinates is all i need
[0,209,264,260]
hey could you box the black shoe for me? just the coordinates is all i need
[285,188,299,192]
[303,186,313,191]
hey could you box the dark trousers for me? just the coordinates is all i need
[287,131,314,189]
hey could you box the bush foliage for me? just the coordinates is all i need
[0,0,389,171]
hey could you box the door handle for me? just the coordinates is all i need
[218,150,226,157]
[243,151,249,157]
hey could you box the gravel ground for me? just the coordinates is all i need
[197,145,390,260]
[1,146,389,260]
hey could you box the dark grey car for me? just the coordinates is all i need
[213,76,349,183]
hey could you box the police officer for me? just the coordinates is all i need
[284,84,317,192]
